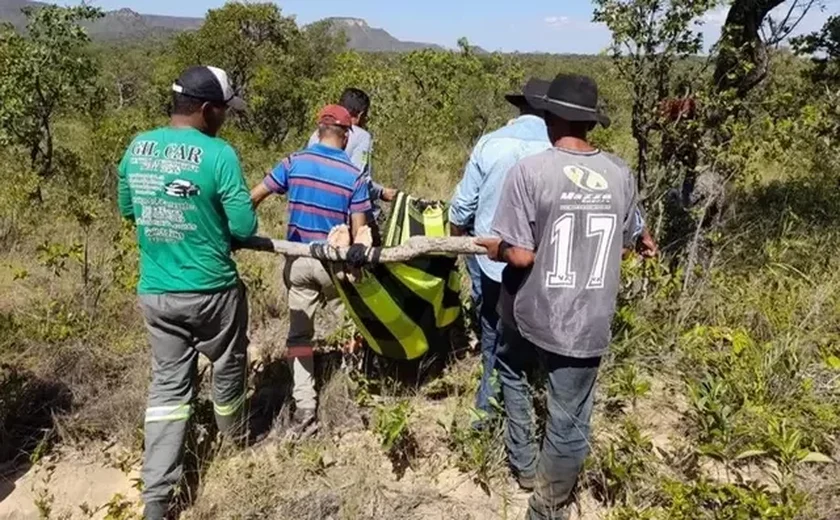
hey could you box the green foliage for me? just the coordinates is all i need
[373,399,417,478]
[103,493,139,520]
[444,407,507,493]
[34,488,54,519]
[1,2,840,518]
[589,419,658,506]
[607,364,652,411]
[323,313,358,350]
[28,299,91,344]
[235,256,274,326]
[296,441,330,477]
[0,5,103,177]
[175,2,344,145]
[687,373,736,455]
[79,492,139,520]
[661,478,804,519]
[175,3,294,92]
[593,0,717,184]
[792,15,840,85]
[374,399,412,452]
[761,418,833,488]
[399,41,522,149]
[110,220,140,293]
[36,240,83,277]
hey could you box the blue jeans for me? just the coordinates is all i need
[497,326,600,520]
[465,255,482,315]
[475,272,502,416]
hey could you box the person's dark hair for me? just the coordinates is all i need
[546,113,596,137]
[575,121,597,134]
[172,93,205,116]
[518,102,542,117]
[317,123,348,141]
[338,88,371,117]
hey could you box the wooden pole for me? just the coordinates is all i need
[237,236,488,263]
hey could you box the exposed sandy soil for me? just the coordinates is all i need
[0,452,141,519]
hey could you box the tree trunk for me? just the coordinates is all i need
[713,0,785,96]
[677,0,785,240]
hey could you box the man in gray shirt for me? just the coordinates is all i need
[478,74,656,520]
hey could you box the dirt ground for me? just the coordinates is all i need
[0,452,141,519]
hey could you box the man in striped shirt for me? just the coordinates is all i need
[251,104,371,435]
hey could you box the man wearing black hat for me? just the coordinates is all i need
[478,74,656,520]
[449,78,552,426]
[117,65,256,519]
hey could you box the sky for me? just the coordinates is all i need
[59,0,837,55]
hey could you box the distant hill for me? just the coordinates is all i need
[0,1,448,51]
[0,0,42,28]
[84,8,202,41]
[323,17,442,52]
[0,0,202,41]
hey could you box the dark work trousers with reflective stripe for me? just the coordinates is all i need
[138,282,249,510]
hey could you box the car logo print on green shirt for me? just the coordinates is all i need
[164,179,201,198]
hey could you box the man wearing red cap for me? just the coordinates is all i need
[251,105,371,435]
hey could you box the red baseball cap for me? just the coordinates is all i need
[318,104,353,129]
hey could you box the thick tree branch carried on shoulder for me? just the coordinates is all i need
[237,236,487,263]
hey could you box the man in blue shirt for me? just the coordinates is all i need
[449,78,553,420]
[251,104,371,435]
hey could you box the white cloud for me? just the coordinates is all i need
[544,16,571,27]
[544,14,602,32]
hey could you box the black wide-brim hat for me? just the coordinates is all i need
[524,73,611,128]
[505,78,551,108]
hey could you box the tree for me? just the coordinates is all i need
[790,16,840,150]
[714,0,822,97]
[174,2,344,145]
[175,3,295,96]
[401,39,522,148]
[0,5,103,179]
[247,19,346,145]
[97,42,169,112]
[383,41,521,185]
[593,0,718,187]
[792,14,840,85]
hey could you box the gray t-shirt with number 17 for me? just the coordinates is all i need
[491,148,642,359]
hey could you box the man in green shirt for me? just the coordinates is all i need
[117,65,257,520]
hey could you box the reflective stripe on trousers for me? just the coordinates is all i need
[145,404,192,423]
[213,393,246,418]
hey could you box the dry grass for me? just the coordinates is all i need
[185,430,435,519]
[2,113,839,520]
[186,355,538,520]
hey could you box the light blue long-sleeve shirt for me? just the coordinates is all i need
[449,115,552,282]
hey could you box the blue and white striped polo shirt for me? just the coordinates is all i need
[263,143,371,243]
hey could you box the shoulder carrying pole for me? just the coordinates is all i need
[237,236,488,263]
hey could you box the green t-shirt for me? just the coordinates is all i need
[117,126,258,295]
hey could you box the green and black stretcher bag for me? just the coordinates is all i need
[329,192,461,360]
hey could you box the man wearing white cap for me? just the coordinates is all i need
[117,65,257,519]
